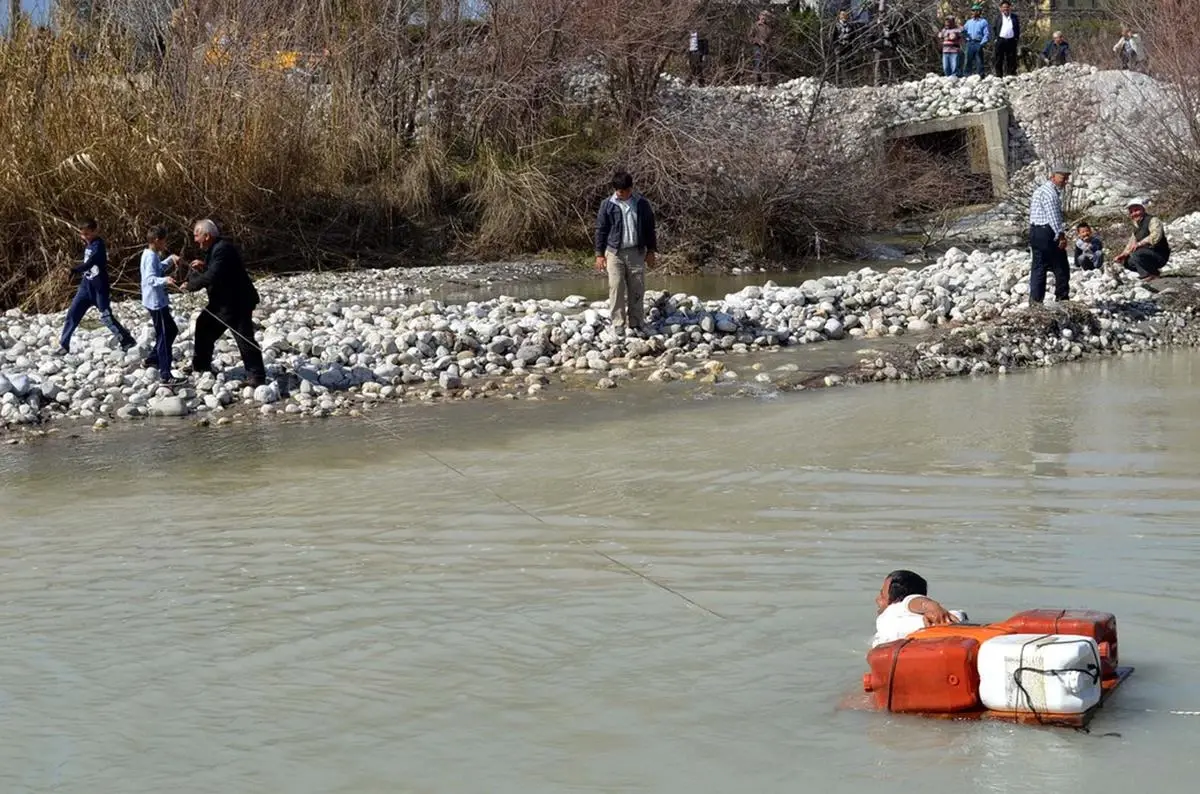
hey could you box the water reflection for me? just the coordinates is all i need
[370,259,909,306]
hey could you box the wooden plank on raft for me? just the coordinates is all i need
[842,667,1135,728]
[907,666,1135,728]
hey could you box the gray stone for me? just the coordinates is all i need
[319,365,350,389]
[253,384,280,404]
[7,373,31,397]
[515,344,543,365]
[148,396,189,417]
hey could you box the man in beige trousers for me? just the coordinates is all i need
[594,171,657,336]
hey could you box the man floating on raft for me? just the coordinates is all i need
[862,570,1132,728]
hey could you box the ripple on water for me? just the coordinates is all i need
[2,351,1200,791]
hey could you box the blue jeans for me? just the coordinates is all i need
[942,53,960,76]
[60,279,135,350]
[964,42,985,76]
[148,306,179,375]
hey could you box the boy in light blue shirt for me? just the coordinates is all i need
[140,225,184,384]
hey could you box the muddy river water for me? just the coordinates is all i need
[2,348,1199,793]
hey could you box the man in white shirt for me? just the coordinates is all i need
[872,569,966,647]
[993,0,1021,77]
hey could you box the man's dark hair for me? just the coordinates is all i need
[78,218,98,232]
[885,570,928,604]
[146,225,168,243]
[1076,221,1091,230]
[610,171,634,191]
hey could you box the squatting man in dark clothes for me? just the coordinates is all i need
[181,219,267,387]
[594,172,657,337]
[1027,165,1072,305]
[1114,199,1170,281]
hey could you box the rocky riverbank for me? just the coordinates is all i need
[4,241,1200,437]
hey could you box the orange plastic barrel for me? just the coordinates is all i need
[863,637,983,713]
[995,609,1118,678]
[908,624,1012,643]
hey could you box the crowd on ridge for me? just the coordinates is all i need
[685,3,1148,88]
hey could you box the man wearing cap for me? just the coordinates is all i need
[1027,166,1072,305]
[963,4,990,77]
[1115,199,1170,281]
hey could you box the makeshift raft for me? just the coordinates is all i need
[860,609,1131,728]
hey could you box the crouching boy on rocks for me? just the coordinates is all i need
[594,171,657,336]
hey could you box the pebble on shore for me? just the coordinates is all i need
[3,244,1200,432]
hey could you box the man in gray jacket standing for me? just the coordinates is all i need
[594,171,657,335]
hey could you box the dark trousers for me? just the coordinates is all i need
[148,307,179,376]
[1126,249,1166,278]
[995,37,1019,76]
[192,307,265,379]
[1029,225,1070,303]
[687,51,705,86]
[60,279,135,350]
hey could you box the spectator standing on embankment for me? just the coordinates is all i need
[834,11,858,84]
[1027,165,1072,305]
[993,1,1020,77]
[939,16,964,77]
[962,5,990,78]
[686,29,708,86]
[594,172,657,337]
[748,10,774,86]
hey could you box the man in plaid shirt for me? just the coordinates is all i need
[1027,165,1072,304]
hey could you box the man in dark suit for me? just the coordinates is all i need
[185,219,266,386]
[994,0,1020,77]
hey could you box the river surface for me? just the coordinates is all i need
[2,349,1200,793]
[418,259,908,304]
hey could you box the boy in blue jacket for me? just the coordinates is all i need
[59,219,136,353]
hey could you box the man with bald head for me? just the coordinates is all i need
[184,219,266,386]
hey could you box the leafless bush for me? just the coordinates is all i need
[580,0,702,120]
[882,139,994,252]
[626,89,888,261]
[1104,0,1200,212]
